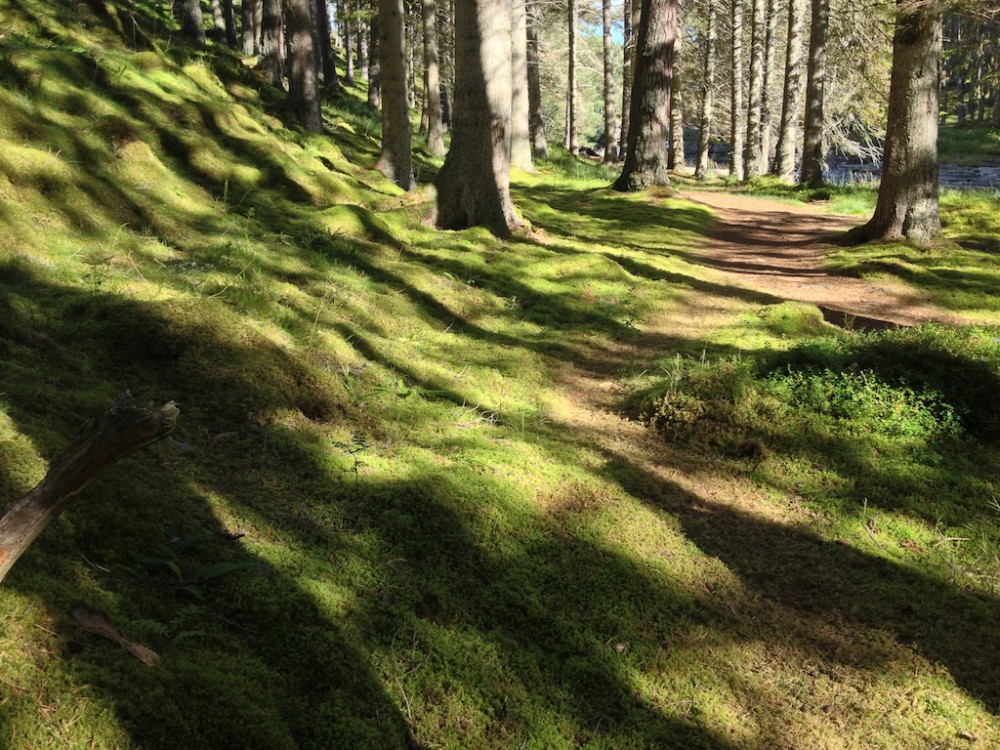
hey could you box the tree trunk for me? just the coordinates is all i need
[288,0,323,132]
[800,0,829,186]
[527,0,548,157]
[614,0,677,191]
[407,11,417,108]
[173,0,206,44]
[368,12,382,108]
[511,0,533,169]
[743,0,764,179]
[211,0,227,43]
[759,0,777,171]
[567,0,579,153]
[317,0,338,92]
[695,0,717,180]
[774,0,804,181]
[422,0,445,155]
[0,396,178,584]
[858,0,942,242]
[620,0,635,152]
[668,4,684,171]
[260,0,285,87]
[729,0,744,177]
[358,19,370,79]
[242,0,259,54]
[342,0,355,85]
[435,0,517,237]
[375,0,415,189]
[602,0,618,163]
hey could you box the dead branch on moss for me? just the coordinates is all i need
[0,393,179,583]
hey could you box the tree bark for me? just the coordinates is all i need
[759,0,777,171]
[288,0,323,132]
[0,395,179,584]
[858,0,942,242]
[527,0,548,157]
[620,0,636,152]
[695,0,717,180]
[358,18,370,79]
[211,0,228,43]
[800,0,829,186]
[317,0,339,92]
[614,0,677,191]
[342,0,355,85]
[743,0,764,179]
[567,0,579,153]
[668,3,684,170]
[173,0,206,45]
[422,0,445,155]
[242,0,259,54]
[435,0,517,237]
[375,0,415,189]
[368,12,382,108]
[729,0,745,177]
[260,0,285,88]
[774,0,804,181]
[511,0,533,169]
[602,0,618,163]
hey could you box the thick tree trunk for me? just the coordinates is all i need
[368,13,382,108]
[260,0,285,88]
[527,0,548,157]
[620,0,635,152]
[743,0,764,179]
[614,0,677,191]
[0,396,178,584]
[729,0,745,178]
[375,0,415,189]
[602,0,618,163]
[173,0,206,44]
[668,6,684,171]
[511,0,533,169]
[800,0,829,186]
[422,0,445,155]
[859,0,942,242]
[435,0,517,237]
[242,0,259,54]
[774,0,804,181]
[288,0,323,132]
[759,0,777,171]
[695,0,717,180]
[567,0,579,153]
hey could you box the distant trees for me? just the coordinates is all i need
[164,0,992,238]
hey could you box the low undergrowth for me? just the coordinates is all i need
[637,324,1000,594]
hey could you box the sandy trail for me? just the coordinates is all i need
[680,191,961,328]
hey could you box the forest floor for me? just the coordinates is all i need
[3,2,1000,745]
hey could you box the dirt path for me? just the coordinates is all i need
[680,190,962,328]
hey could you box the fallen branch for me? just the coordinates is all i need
[0,393,179,583]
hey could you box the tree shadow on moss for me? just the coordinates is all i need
[0,261,756,748]
[0,263,422,749]
[599,449,1000,713]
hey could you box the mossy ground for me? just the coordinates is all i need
[1,1,1000,748]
